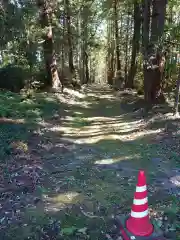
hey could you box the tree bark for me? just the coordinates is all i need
[64,0,75,74]
[127,0,141,88]
[107,17,115,85]
[142,0,151,101]
[37,0,61,89]
[60,2,66,92]
[143,0,167,103]
[113,0,121,71]
[124,11,130,85]
[84,51,89,84]
[174,70,180,115]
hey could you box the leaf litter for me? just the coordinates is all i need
[0,85,179,239]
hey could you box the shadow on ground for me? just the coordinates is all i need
[0,85,179,239]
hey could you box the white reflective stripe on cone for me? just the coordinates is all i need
[131,209,149,218]
[133,197,148,205]
[136,185,147,192]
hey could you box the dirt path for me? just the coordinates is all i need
[0,84,179,239]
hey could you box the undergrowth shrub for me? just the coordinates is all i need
[0,64,28,92]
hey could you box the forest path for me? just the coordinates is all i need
[0,84,179,239]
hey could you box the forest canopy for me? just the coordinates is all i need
[0,0,180,105]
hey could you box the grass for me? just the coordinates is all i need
[0,86,179,239]
[0,90,61,159]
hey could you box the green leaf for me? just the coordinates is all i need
[61,226,77,235]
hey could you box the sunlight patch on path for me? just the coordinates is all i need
[120,128,163,141]
[69,129,163,144]
[62,88,86,99]
[170,175,180,187]
[94,155,138,165]
[44,191,82,213]
[55,90,91,108]
[47,115,163,144]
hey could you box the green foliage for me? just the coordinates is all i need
[0,89,60,160]
[61,226,77,235]
[1,1,180,240]
[0,64,28,92]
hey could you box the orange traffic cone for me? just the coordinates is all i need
[116,170,166,239]
[126,170,153,236]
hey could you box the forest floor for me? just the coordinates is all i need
[0,84,179,239]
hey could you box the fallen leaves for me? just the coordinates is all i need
[0,85,179,239]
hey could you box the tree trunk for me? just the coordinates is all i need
[107,14,116,85]
[84,51,89,84]
[80,4,90,85]
[143,0,167,103]
[113,0,121,71]
[127,0,141,88]
[124,11,130,85]
[37,0,61,89]
[65,0,75,74]
[142,0,151,101]
[60,3,66,92]
[174,70,180,115]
